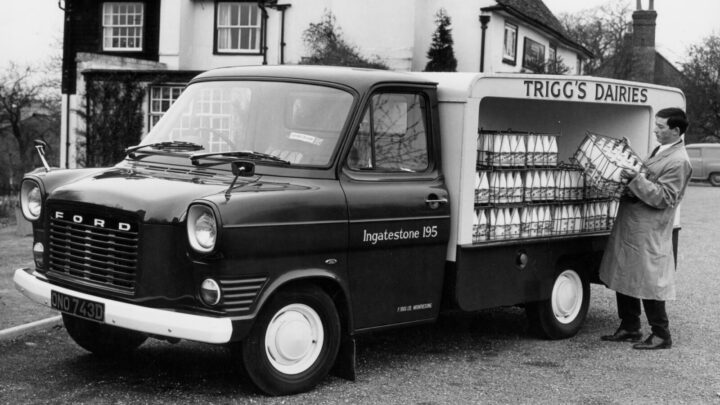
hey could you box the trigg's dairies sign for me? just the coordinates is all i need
[523,80,649,104]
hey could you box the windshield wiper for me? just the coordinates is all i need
[190,151,291,166]
[125,141,205,155]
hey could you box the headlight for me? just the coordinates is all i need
[199,278,221,306]
[187,204,218,253]
[20,180,43,221]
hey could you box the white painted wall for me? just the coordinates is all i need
[153,0,584,74]
[62,0,589,167]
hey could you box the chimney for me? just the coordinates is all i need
[628,0,657,83]
[632,0,657,48]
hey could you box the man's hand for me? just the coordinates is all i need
[620,168,637,180]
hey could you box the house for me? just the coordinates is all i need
[58,0,592,168]
[594,0,683,88]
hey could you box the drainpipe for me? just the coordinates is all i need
[258,2,269,65]
[479,13,491,72]
[276,4,291,64]
[59,0,72,168]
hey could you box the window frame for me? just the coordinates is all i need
[522,37,546,72]
[101,2,145,52]
[147,84,185,132]
[548,43,557,65]
[345,89,433,176]
[502,22,518,66]
[214,1,264,55]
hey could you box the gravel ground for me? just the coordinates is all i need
[1,183,719,404]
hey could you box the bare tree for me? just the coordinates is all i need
[0,62,61,190]
[301,11,388,69]
[558,0,632,76]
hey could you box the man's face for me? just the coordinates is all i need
[654,116,680,145]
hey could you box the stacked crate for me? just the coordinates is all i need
[473,130,622,243]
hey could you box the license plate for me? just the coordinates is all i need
[51,290,105,322]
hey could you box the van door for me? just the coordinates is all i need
[687,147,703,178]
[340,90,450,331]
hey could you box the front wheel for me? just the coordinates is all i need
[62,313,147,356]
[241,285,340,396]
[526,269,590,340]
[709,172,720,187]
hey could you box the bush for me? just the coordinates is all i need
[301,11,388,69]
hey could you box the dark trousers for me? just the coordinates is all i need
[616,292,670,339]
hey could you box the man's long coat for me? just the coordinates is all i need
[599,141,692,300]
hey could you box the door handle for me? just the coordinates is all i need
[425,196,448,209]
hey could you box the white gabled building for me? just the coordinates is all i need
[59,0,592,168]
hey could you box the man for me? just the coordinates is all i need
[599,107,692,350]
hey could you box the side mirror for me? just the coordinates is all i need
[226,160,255,201]
[34,139,51,172]
[231,160,255,177]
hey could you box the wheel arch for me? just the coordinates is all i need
[252,269,353,336]
[554,252,601,284]
[708,171,720,186]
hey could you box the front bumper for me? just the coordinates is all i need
[13,268,233,344]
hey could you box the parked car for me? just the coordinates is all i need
[686,143,720,186]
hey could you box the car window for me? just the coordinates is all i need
[347,92,429,172]
[706,148,720,159]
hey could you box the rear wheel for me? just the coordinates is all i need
[241,285,340,396]
[62,313,147,356]
[526,269,590,339]
[709,172,720,187]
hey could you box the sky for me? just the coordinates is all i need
[0,0,718,69]
[543,0,720,66]
[0,0,64,68]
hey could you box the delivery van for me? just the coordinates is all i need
[14,66,686,395]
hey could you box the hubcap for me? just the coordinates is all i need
[265,303,324,375]
[551,270,583,324]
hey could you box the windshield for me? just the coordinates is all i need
[143,81,355,167]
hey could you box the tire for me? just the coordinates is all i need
[526,269,590,340]
[709,172,720,187]
[62,313,147,356]
[241,285,341,396]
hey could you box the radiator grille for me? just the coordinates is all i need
[48,208,139,295]
[219,277,267,313]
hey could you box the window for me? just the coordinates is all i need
[102,2,144,51]
[522,37,546,72]
[502,22,518,65]
[548,44,557,65]
[348,93,429,172]
[216,2,262,53]
[149,86,184,129]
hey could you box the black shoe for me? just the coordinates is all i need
[632,334,672,350]
[600,328,643,342]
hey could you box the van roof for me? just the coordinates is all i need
[686,143,720,148]
[190,65,437,92]
[412,72,685,104]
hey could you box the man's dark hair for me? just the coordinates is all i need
[656,107,689,135]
